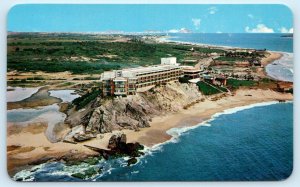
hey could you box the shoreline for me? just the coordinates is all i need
[124,89,293,147]
[7,34,294,177]
[7,88,293,176]
[157,35,293,54]
[264,52,294,83]
[156,35,290,82]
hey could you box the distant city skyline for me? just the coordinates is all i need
[8,4,293,33]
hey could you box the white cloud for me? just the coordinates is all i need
[245,24,274,33]
[216,31,222,34]
[168,29,179,33]
[192,18,201,30]
[248,14,254,19]
[280,27,293,33]
[208,6,218,14]
[168,28,191,33]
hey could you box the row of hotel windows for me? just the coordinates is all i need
[107,72,182,85]
[137,71,182,78]
[104,77,179,91]
[136,77,179,88]
[136,70,182,78]
[135,68,181,77]
[102,69,181,82]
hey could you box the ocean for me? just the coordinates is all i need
[167,33,293,82]
[13,102,293,181]
[168,33,293,53]
[12,34,293,181]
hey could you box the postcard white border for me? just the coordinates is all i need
[0,0,299,186]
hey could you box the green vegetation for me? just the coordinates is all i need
[72,88,101,110]
[178,76,191,83]
[226,78,257,89]
[215,56,247,62]
[8,33,226,74]
[8,61,121,74]
[83,76,100,80]
[196,81,226,95]
[260,77,275,83]
[7,78,46,85]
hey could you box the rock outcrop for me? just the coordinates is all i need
[73,133,96,142]
[65,82,202,139]
[107,133,127,149]
[84,133,144,166]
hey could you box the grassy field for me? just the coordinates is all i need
[7,33,226,74]
[226,78,257,89]
[196,81,227,95]
[197,79,258,95]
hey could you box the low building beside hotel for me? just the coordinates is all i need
[181,66,202,79]
[100,58,183,96]
[200,73,227,86]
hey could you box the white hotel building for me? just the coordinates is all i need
[100,57,183,96]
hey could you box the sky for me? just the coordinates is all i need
[7,4,293,33]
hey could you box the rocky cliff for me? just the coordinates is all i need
[65,82,202,140]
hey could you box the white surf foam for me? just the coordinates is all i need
[266,52,293,82]
[146,101,285,155]
[12,101,292,181]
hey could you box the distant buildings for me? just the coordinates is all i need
[100,57,183,96]
[276,82,293,93]
[198,74,227,86]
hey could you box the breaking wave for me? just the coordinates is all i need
[12,101,287,181]
[266,52,293,82]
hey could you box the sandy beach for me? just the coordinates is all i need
[261,52,283,66]
[6,45,292,176]
[7,88,293,176]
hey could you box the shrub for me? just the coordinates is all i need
[179,76,191,83]
[72,88,101,110]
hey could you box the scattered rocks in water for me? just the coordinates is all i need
[60,152,100,166]
[71,166,102,180]
[127,157,137,166]
[83,157,100,165]
[68,156,103,179]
